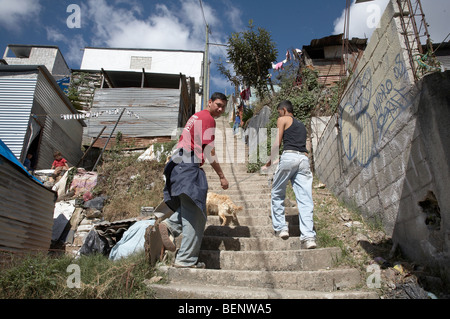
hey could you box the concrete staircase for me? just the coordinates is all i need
[149,116,378,299]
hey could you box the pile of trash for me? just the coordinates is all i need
[45,167,159,261]
[371,256,446,299]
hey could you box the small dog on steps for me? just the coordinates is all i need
[206,192,242,226]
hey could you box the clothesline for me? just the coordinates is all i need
[30,108,141,120]
[60,109,140,120]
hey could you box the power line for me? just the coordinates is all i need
[199,0,209,29]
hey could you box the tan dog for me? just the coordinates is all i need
[206,192,242,226]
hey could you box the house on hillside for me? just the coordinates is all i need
[79,47,203,110]
[0,65,85,170]
[74,47,203,151]
[300,34,367,87]
[3,45,71,82]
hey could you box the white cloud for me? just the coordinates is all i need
[46,27,87,66]
[333,0,450,44]
[0,0,41,31]
[42,0,242,89]
[83,0,232,52]
[181,0,220,39]
[333,0,389,39]
[46,27,66,42]
[224,2,244,33]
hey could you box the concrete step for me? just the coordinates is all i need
[206,172,267,180]
[213,209,271,217]
[148,282,379,299]
[205,195,272,206]
[200,236,302,251]
[205,200,270,210]
[206,215,298,227]
[203,167,249,175]
[207,182,271,192]
[199,248,341,271]
[157,267,365,292]
[206,189,270,196]
[206,207,299,217]
[206,178,271,187]
[205,193,271,202]
[206,207,300,219]
[203,225,300,238]
[229,207,298,216]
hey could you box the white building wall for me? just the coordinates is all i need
[3,46,70,79]
[81,48,204,83]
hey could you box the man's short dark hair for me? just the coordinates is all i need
[277,100,294,113]
[211,92,228,102]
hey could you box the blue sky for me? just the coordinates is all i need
[0,0,448,96]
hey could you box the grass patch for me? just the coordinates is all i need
[95,151,166,222]
[285,180,376,269]
[0,252,157,299]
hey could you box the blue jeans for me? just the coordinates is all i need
[163,193,207,266]
[233,122,240,135]
[271,152,316,241]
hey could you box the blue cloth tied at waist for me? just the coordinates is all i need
[163,149,208,216]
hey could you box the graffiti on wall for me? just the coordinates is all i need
[340,53,413,167]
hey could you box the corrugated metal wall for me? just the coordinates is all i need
[34,71,84,169]
[0,78,37,160]
[0,155,56,258]
[86,88,181,139]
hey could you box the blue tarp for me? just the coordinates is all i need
[0,139,43,184]
[56,77,70,94]
[109,220,155,261]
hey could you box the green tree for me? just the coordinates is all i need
[218,20,278,99]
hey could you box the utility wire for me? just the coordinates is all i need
[199,0,209,29]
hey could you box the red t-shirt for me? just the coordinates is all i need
[177,110,216,165]
[52,158,67,168]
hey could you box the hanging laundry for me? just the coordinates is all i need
[285,50,291,63]
[59,108,141,121]
[293,49,302,61]
[240,87,251,101]
[273,62,284,71]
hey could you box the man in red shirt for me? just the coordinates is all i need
[160,92,229,268]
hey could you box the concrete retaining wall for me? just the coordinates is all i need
[314,0,450,279]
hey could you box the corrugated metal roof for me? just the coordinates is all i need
[34,71,84,168]
[0,78,37,159]
[0,66,85,168]
[85,88,181,139]
[0,142,56,259]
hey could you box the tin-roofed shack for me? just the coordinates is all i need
[0,139,56,261]
[72,69,196,153]
[301,34,367,87]
[0,65,85,170]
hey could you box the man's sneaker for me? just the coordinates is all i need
[302,238,317,249]
[275,229,289,240]
[158,222,176,252]
[173,262,206,269]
